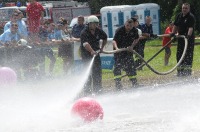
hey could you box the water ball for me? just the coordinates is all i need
[71,97,104,122]
[0,67,17,85]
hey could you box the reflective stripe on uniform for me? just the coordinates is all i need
[114,75,122,79]
[128,75,136,79]
[177,65,192,70]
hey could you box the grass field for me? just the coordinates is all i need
[48,39,200,89]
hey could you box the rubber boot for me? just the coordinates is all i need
[136,59,143,70]
[131,78,138,88]
[177,69,183,77]
[115,78,122,90]
[182,69,192,76]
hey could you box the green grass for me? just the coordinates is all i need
[47,39,200,86]
[102,39,200,81]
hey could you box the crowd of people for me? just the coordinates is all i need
[0,1,195,95]
[0,0,85,80]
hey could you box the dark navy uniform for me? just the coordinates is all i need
[174,12,195,76]
[80,26,107,93]
[113,26,139,89]
[135,23,153,69]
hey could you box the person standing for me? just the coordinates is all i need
[15,10,28,40]
[135,16,154,70]
[38,20,56,77]
[113,19,139,90]
[0,22,22,78]
[52,19,74,75]
[4,13,18,32]
[26,0,44,43]
[80,15,107,94]
[71,15,85,41]
[170,3,195,77]
[162,21,174,66]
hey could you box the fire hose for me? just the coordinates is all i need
[102,35,188,75]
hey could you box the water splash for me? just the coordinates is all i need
[1,59,200,131]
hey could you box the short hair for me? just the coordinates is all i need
[11,22,18,26]
[131,17,138,22]
[146,16,151,19]
[43,19,50,25]
[78,15,84,18]
[14,9,22,14]
[126,19,133,24]
[62,19,68,25]
[183,3,190,8]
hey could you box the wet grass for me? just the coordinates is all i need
[102,39,200,88]
[47,39,200,89]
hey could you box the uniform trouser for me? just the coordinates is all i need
[177,37,194,76]
[22,47,42,80]
[0,47,6,66]
[134,40,146,68]
[82,55,102,94]
[0,47,40,80]
[36,47,56,76]
[113,52,137,88]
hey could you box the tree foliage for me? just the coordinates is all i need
[80,0,200,34]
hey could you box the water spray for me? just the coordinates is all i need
[17,39,32,49]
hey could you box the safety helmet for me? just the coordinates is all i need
[87,15,99,23]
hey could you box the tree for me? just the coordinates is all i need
[87,0,200,34]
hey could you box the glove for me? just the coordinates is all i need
[186,35,191,39]
[150,34,158,38]
[169,33,175,38]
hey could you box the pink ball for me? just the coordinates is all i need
[0,67,17,85]
[71,97,104,122]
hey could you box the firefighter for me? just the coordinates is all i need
[113,19,139,90]
[80,15,107,94]
[170,3,195,77]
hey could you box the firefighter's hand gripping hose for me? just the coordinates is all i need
[102,35,188,75]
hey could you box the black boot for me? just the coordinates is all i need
[115,78,122,90]
[177,69,183,77]
[131,78,138,88]
[136,59,143,70]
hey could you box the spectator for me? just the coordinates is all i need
[38,20,56,77]
[112,19,139,90]
[170,3,195,77]
[162,21,174,66]
[80,15,107,94]
[0,22,22,78]
[47,22,56,40]
[53,19,74,75]
[1,22,20,45]
[136,16,154,70]
[71,15,85,41]
[4,13,18,32]
[16,0,21,7]
[26,0,44,44]
[14,9,28,39]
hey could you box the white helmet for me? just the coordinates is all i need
[17,39,27,46]
[88,15,99,23]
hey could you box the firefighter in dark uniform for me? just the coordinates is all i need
[170,3,195,77]
[80,15,107,94]
[113,19,139,90]
[135,16,154,70]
